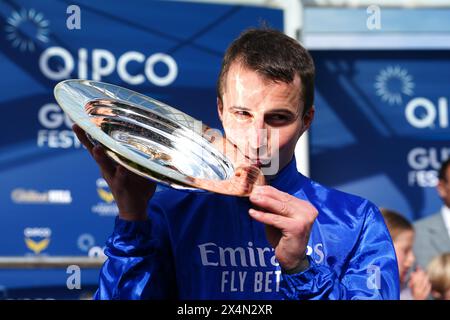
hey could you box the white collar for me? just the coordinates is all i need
[441,206,450,237]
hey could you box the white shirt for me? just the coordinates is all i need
[441,205,450,239]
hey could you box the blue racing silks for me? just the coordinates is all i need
[94,157,400,300]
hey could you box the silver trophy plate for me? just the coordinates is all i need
[54,80,263,196]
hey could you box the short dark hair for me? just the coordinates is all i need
[438,158,450,182]
[217,28,315,116]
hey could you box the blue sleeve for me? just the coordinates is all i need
[94,201,177,300]
[279,204,400,300]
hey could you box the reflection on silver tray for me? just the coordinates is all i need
[54,79,263,196]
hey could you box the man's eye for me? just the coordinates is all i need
[270,115,287,121]
[234,111,251,118]
[266,114,289,124]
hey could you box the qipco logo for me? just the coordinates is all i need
[39,47,178,86]
[405,97,449,129]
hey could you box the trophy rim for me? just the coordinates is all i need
[54,79,236,194]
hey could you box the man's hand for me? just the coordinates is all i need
[409,267,431,300]
[248,185,318,273]
[73,124,156,221]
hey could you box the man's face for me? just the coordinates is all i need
[437,166,450,207]
[217,62,314,174]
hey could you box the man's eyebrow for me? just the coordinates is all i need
[266,108,296,113]
[230,106,297,115]
[230,106,251,111]
[265,108,298,117]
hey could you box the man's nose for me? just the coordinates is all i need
[248,117,268,150]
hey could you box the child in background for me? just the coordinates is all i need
[381,208,431,300]
[427,253,450,300]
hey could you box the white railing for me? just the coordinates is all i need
[0,256,106,269]
[177,0,450,9]
[303,0,450,8]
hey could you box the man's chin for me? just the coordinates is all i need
[253,160,272,168]
[245,156,272,168]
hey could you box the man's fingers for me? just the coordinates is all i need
[72,124,94,154]
[92,145,116,180]
[249,193,292,217]
[249,185,317,220]
[72,124,118,179]
[252,185,290,202]
[115,164,146,185]
[248,208,292,229]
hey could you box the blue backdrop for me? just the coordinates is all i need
[310,50,450,222]
[0,0,283,299]
[1,0,449,300]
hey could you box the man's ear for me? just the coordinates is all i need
[217,97,224,122]
[300,106,315,134]
[437,179,447,199]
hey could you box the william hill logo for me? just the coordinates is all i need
[11,189,72,204]
[91,178,118,216]
[24,228,51,255]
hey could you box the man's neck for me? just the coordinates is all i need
[263,156,294,183]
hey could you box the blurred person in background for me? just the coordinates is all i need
[414,159,450,269]
[427,253,450,300]
[381,208,431,300]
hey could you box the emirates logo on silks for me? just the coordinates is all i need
[24,227,51,255]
